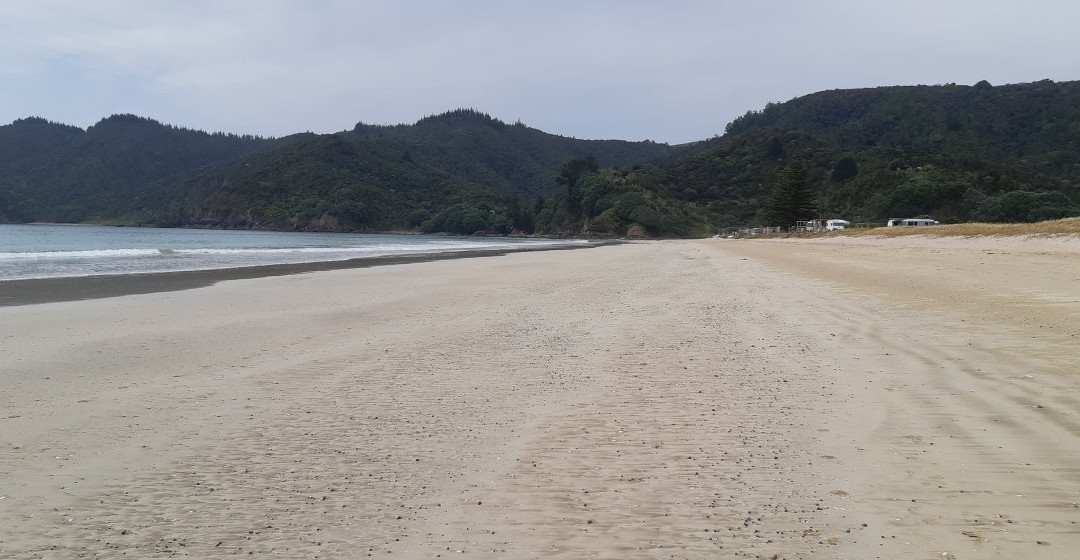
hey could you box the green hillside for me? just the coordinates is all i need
[2,80,1079,236]
[0,115,267,223]
[0,110,678,234]
[163,109,677,233]
[700,79,1080,225]
[386,80,1080,235]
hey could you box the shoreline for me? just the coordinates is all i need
[0,241,614,307]
[2,238,1077,558]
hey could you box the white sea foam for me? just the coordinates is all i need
[0,249,164,260]
[0,224,586,281]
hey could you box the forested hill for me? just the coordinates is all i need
[0,115,269,223]
[522,79,1080,236]
[677,79,1080,225]
[350,109,674,198]
[0,110,675,232]
[723,80,1080,158]
[163,109,676,233]
[3,80,1079,236]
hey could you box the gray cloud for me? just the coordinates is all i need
[1,1,1077,143]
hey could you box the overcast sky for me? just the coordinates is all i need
[1,1,1077,144]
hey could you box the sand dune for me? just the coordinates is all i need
[1,237,1077,559]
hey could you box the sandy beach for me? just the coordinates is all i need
[1,236,1078,559]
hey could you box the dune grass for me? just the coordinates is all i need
[777,216,1080,238]
[729,218,1080,239]
[824,218,1080,238]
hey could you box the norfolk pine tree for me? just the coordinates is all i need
[762,161,816,228]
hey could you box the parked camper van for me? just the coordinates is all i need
[887,218,939,227]
[800,219,850,232]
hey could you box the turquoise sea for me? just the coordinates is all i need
[0,224,583,281]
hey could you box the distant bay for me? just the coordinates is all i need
[0,224,585,281]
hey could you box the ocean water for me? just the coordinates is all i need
[0,224,584,281]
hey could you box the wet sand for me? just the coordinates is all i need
[0,243,606,307]
[1,237,1077,559]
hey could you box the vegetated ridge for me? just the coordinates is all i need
[0,110,679,235]
[2,79,1079,237]
[663,79,1080,228]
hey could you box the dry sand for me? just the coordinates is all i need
[1,237,1077,559]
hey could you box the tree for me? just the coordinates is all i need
[556,156,599,214]
[972,190,1076,223]
[556,156,599,186]
[831,156,858,183]
[762,162,816,227]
